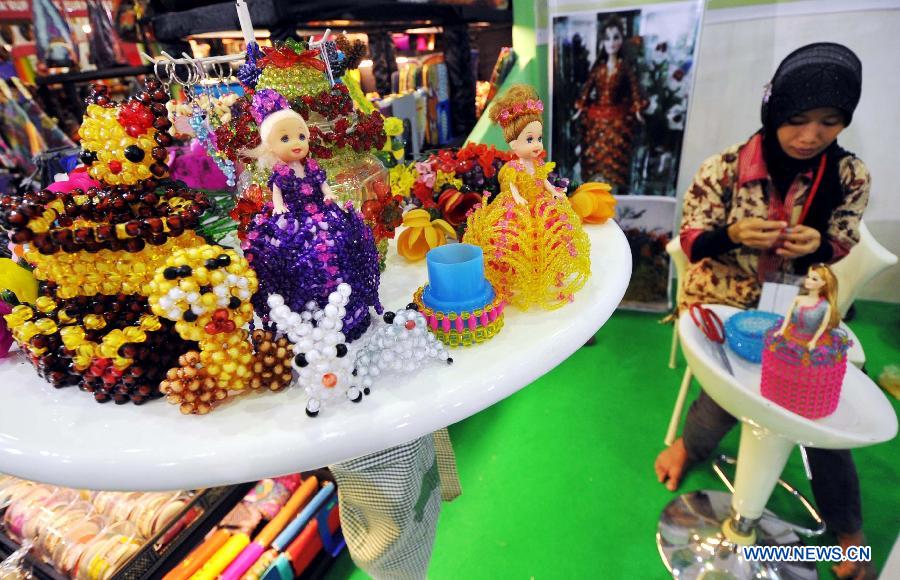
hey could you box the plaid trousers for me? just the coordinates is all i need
[329,428,461,579]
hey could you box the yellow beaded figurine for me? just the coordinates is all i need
[148,245,259,394]
[464,85,590,310]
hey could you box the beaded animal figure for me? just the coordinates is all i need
[148,245,258,395]
[267,285,362,417]
[1,80,210,404]
[352,306,453,393]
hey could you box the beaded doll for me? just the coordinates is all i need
[761,264,851,419]
[464,85,590,310]
[242,90,382,341]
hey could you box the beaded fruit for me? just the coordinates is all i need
[148,245,258,392]
[249,329,294,391]
[267,286,361,417]
[159,351,228,415]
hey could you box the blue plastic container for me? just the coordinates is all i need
[724,310,783,363]
[423,243,494,313]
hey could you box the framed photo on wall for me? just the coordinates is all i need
[550,1,704,197]
[614,195,677,312]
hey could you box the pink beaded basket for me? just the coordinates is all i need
[760,327,851,419]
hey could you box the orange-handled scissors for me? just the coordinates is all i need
[689,304,734,376]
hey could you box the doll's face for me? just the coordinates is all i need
[776,107,845,160]
[508,121,544,161]
[804,269,826,292]
[267,116,310,163]
[603,26,623,57]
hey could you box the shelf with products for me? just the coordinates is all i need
[0,470,344,580]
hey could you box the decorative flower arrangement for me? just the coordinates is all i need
[570,182,617,224]
[388,142,569,238]
[396,209,457,262]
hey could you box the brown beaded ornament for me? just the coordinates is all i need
[250,330,294,391]
[159,351,228,415]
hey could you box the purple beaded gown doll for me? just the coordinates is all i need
[243,90,382,340]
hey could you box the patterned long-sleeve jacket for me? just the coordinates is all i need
[679,133,870,310]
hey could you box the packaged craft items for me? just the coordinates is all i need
[464,84,590,310]
[0,476,193,579]
[761,264,851,419]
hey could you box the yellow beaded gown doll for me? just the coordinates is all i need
[465,85,590,310]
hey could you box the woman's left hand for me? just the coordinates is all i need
[776,225,821,258]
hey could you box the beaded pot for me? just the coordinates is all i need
[760,325,851,419]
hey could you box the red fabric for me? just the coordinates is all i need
[830,239,850,262]
[680,227,706,262]
[737,133,768,187]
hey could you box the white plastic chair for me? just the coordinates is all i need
[830,221,898,316]
[663,221,896,445]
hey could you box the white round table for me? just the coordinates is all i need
[658,304,897,579]
[0,222,631,491]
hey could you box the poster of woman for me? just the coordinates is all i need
[551,1,704,196]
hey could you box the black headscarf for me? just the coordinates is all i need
[757,43,863,269]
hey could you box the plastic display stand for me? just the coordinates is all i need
[0,223,631,491]
[658,304,897,579]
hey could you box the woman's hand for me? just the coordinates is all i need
[727,218,787,250]
[635,110,645,124]
[807,340,818,351]
[776,225,821,259]
[272,201,288,215]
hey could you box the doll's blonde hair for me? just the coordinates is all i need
[243,109,309,172]
[489,84,544,143]
[809,263,840,330]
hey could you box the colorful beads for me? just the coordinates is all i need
[412,287,506,347]
[160,351,228,415]
[148,245,259,392]
[79,82,171,186]
[249,330,294,391]
[0,184,210,257]
[26,232,205,299]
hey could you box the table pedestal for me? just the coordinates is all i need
[657,422,815,579]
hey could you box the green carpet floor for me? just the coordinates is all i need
[328,301,900,579]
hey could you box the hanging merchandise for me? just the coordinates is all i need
[32,0,79,70]
[0,81,43,173]
[8,26,38,84]
[9,78,76,154]
[86,0,125,69]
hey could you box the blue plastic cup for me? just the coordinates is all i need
[424,244,493,312]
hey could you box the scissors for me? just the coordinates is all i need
[689,304,734,376]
